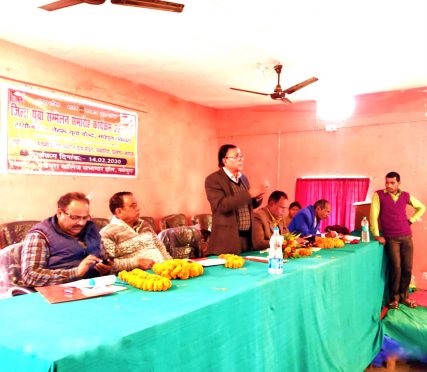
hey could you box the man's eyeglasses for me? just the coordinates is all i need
[123,203,138,209]
[225,154,245,160]
[62,211,92,222]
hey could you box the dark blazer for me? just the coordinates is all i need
[252,207,288,250]
[205,168,261,255]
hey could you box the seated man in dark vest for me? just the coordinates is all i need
[20,192,112,287]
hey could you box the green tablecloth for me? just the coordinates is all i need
[0,241,386,372]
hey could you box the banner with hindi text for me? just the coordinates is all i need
[3,86,137,177]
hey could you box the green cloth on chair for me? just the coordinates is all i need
[382,305,427,356]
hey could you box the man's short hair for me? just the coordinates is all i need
[268,190,288,204]
[109,191,133,214]
[218,144,237,167]
[314,199,329,210]
[57,192,90,210]
[289,201,302,209]
[386,171,400,182]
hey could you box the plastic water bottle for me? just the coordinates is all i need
[361,216,370,243]
[268,227,284,274]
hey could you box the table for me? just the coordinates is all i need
[0,241,386,372]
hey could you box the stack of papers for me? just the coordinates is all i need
[36,275,126,304]
[189,258,226,267]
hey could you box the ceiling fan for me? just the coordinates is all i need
[38,0,185,12]
[230,64,318,104]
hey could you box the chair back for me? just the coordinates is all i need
[0,220,39,249]
[159,214,187,231]
[140,216,156,232]
[191,214,212,232]
[157,226,201,259]
[0,242,35,297]
[91,218,110,231]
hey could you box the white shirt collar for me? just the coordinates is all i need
[223,166,241,183]
[110,215,135,230]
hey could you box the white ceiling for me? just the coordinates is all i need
[0,0,426,108]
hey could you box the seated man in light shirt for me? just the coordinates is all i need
[100,191,171,272]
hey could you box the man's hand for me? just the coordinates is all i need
[137,258,155,270]
[325,230,338,238]
[374,236,386,245]
[250,180,270,200]
[76,255,101,277]
[95,259,114,276]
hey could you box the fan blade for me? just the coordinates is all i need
[39,0,105,11]
[283,77,318,95]
[111,0,184,12]
[39,0,84,11]
[281,97,292,104]
[230,88,270,96]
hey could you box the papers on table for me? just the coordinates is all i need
[344,235,361,242]
[189,258,226,267]
[62,275,117,289]
[36,275,126,304]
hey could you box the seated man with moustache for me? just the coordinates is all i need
[252,190,290,250]
[288,199,336,238]
[100,191,172,272]
[20,192,113,288]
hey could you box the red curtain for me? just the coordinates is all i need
[294,178,370,232]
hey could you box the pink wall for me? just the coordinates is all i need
[1,39,426,289]
[216,89,427,289]
[0,40,216,228]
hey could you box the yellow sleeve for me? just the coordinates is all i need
[409,195,426,223]
[369,192,381,237]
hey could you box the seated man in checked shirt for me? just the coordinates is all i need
[100,191,171,272]
[20,192,113,287]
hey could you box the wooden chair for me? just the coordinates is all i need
[159,214,187,231]
[140,216,156,232]
[0,242,35,297]
[91,218,110,231]
[191,214,212,257]
[0,220,40,250]
[191,213,212,232]
[157,226,202,259]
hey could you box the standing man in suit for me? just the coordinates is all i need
[205,144,269,255]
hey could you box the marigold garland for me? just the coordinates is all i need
[118,268,172,292]
[218,254,245,268]
[283,247,313,259]
[314,236,345,249]
[152,259,204,280]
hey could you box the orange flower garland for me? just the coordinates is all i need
[314,236,345,249]
[283,247,313,259]
[218,254,245,268]
[152,259,204,280]
[118,268,172,291]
